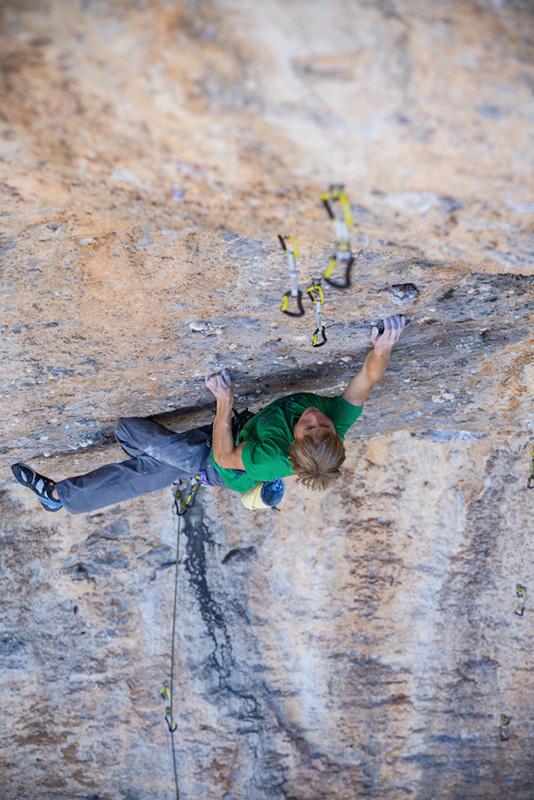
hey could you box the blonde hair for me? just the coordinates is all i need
[288,431,346,491]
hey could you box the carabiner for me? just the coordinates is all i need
[281,289,305,317]
[323,252,354,289]
[499,715,511,741]
[322,184,353,225]
[312,327,327,347]
[307,281,327,348]
[515,584,527,616]
[174,477,201,517]
[279,235,305,317]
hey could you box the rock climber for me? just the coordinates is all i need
[11,315,405,513]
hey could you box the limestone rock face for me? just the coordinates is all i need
[1,1,533,798]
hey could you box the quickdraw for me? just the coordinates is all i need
[515,584,527,617]
[499,714,511,741]
[528,448,534,488]
[161,683,178,733]
[174,477,201,516]
[279,234,305,317]
[322,185,354,289]
[307,280,327,347]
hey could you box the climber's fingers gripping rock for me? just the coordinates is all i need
[205,369,234,403]
[371,314,405,352]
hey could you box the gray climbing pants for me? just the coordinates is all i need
[56,417,227,515]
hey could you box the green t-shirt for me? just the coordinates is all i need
[209,392,363,493]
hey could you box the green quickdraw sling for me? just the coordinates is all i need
[528,448,534,489]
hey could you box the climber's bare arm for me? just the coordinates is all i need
[205,370,246,470]
[343,315,405,406]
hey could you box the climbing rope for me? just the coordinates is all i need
[321,185,355,289]
[160,478,202,800]
[279,235,305,317]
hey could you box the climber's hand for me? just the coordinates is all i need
[371,315,405,353]
[205,369,234,403]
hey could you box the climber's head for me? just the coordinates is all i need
[290,407,346,490]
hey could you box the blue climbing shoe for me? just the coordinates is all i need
[11,463,63,512]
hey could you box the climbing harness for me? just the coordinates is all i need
[279,235,305,317]
[160,479,202,800]
[499,714,511,741]
[515,584,527,617]
[306,280,327,347]
[321,185,355,289]
[528,448,534,488]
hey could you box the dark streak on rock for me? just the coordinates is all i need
[182,500,235,683]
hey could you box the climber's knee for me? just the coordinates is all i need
[115,417,145,451]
